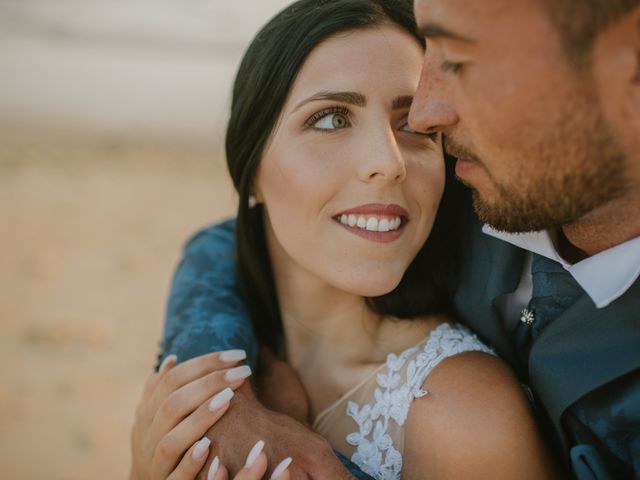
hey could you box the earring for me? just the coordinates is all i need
[248,195,257,208]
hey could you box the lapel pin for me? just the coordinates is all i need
[520,308,535,327]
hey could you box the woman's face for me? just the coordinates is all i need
[255,25,445,297]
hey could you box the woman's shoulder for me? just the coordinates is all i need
[401,329,557,479]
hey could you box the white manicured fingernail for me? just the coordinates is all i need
[192,436,211,460]
[224,365,252,382]
[159,354,177,374]
[245,439,264,467]
[219,349,247,362]
[208,387,234,412]
[207,456,220,480]
[270,457,293,479]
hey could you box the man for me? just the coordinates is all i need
[162,0,640,478]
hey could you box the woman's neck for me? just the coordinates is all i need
[275,264,383,365]
[272,253,436,369]
[265,225,440,415]
[273,262,437,417]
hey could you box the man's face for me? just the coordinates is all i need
[409,0,628,233]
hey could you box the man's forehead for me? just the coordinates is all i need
[414,0,530,25]
[414,0,540,42]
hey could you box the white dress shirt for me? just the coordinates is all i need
[482,225,640,326]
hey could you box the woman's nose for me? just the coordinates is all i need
[357,128,407,184]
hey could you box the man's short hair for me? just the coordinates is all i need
[542,0,639,62]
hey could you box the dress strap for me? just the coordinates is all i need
[346,323,495,480]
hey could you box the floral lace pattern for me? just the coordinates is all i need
[345,323,495,480]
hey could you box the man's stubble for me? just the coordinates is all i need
[459,82,629,233]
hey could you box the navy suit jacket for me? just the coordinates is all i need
[453,206,640,478]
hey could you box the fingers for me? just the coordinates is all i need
[133,354,179,435]
[229,440,292,480]
[232,439,267,480]
[151,388,235,477]
[159,354,179,375]
[148,366,250,448]
[147,354,178,399]
[269,457,293,480]
[211,462,228,480]
[206,455,221,480]
[167,436,211,480]
[148,350,248,415]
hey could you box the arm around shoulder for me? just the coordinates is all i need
[402,351,560,479]
[161,219,259,367]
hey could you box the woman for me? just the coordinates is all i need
[131,0,558,478]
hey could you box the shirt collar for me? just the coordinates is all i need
[482,225,640,309]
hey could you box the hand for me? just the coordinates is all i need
[206,439,292,480]
[201,383,355,479]
[255,347,310,425]
[130,350,252,480]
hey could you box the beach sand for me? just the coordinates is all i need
[0,125,236,479]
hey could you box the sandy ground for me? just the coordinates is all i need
[0,125,237,479]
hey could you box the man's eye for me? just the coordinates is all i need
[441,61,464,74]
[400,123,439,142]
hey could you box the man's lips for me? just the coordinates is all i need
[454,157,478,177]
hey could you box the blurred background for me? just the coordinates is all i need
[0,1,290,477]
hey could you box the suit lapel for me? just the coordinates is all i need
[529,278,640,443]
[458,211,640,459]
[455,217,525,371]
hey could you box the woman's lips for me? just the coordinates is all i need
[338,203,408,218]
[333,203,408,243]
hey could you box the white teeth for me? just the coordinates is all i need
[338,215,403,233]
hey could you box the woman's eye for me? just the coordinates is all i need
[313,112,350,130]
[305,107,352,131]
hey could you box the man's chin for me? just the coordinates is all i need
[471,190,554,233]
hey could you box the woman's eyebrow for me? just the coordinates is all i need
[291,91,366,113]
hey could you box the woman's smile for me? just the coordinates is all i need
[333,203,408,243]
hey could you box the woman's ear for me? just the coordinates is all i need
[247,187,264,209]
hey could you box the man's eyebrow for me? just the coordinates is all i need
[418,23,475,43]
[392,95,413,110]
[292,91,366,113]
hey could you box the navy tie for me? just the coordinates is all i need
[514,253,584,366]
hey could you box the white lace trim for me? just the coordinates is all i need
[345,323,495,480]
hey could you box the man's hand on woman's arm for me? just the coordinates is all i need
[161,222,358,479]
[201,364,355,479]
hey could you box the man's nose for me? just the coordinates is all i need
[409,51,458,134]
